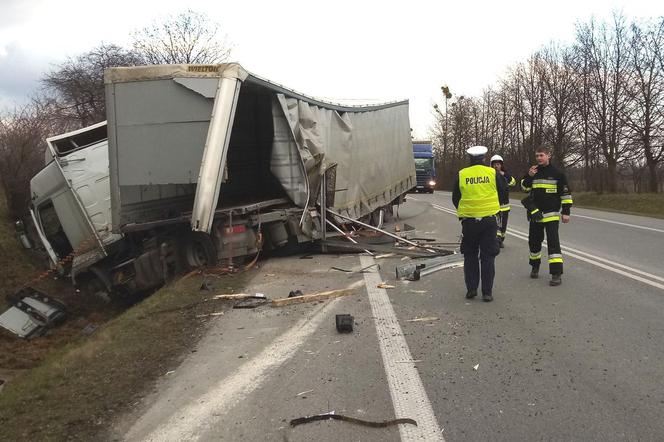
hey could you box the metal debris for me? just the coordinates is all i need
[406,316,439,323]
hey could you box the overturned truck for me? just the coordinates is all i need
[29,63,416,296]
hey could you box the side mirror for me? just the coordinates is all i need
[14,220,25,233]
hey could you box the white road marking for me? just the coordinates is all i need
[506,229,664,291]
[428,203,664,291]
[478,195,663,234]
[360,255,445,441]
[126,281,364,442]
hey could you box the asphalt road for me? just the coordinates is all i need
[115,193,664,441]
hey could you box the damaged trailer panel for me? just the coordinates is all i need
[104,63,415,234]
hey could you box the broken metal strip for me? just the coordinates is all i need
[325,219,374,256]
[326,209,437,254]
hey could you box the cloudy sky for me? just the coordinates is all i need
[0,0,661,137]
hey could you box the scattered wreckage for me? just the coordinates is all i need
[4,62,462,338]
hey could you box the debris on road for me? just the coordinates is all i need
[335,314,354,333]
[409,290,428,294]
[233,297,270,309]
[374,253,397,259]
[396,254,464,281]
[211,293,258,300]
[406,316,439,323]
[288,290,303,298]
[290,411,417,428]
[473,364,480,371]
[196,312,225,318]
[272,288,356,307]
[377,283,395,289]
[296,389,314,397]
[330,263,379,274]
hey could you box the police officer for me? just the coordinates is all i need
[453,146,508,302]
[490,154,517,248]
[520,146,573,286]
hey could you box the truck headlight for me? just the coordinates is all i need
[428,180,436,186]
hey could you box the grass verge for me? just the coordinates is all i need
[0,271,247,441]
[573,192,664,219]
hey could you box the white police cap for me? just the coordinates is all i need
[466,145,488,157]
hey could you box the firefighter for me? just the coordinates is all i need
[490,154,517,248]
[520,146,573,286]
[453,146,508,302]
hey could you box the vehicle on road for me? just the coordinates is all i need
[412,140,436,193]
[27,63,416,297]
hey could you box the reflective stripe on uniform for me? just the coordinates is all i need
[533,179,558,185]
[538,212,560,223]
[560,194,573,204]
[532,183,557,189]
[521,179,531,192]
[497,231,505,238]
[529,252,542,260]
[500,204,510,212]
[548,253,564,264]
[508,176,517,186]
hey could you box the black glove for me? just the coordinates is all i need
[521,195,542,222]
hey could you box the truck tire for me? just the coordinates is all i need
[183,232,218,268]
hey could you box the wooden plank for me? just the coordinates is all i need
[271,288,355,307]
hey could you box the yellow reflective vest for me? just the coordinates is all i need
[457,165,500,218]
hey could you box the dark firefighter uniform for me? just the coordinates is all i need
[496,171,517,244]
[452,146,508,302]
[521,163,573,277]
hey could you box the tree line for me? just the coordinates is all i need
[0,10,232,219]
[431,13,664,194]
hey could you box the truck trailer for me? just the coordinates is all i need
[28,63,416,296]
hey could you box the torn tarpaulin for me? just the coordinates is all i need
[290,411,417,428]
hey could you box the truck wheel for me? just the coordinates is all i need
[183,232,218,268]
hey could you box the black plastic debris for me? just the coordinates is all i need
[288,290,303,298]
[290,411,417,428]
[335,314,354,333]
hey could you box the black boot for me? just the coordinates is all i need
[530,266,539,279]
[466,289,477,299]
[482,292,493,302]
[550,274,562,286]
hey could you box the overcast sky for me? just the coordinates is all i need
[1,0,662,137]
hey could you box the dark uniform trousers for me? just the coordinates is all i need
[528,220,563,274]
[461,216,500,295]
[497,211,509,239]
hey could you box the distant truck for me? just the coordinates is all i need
[412,140,437,193]
[27,63,416,297]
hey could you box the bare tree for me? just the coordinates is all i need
[132,9,233,65]
[575,14,633,192]
[42,43,143,126]
[623,18,664,192]
[0,102,57,218]
[540,44,581,166]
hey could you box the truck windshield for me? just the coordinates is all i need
[414,158,433,169]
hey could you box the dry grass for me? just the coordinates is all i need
[573,192,664,219]
[0,272,247,441]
